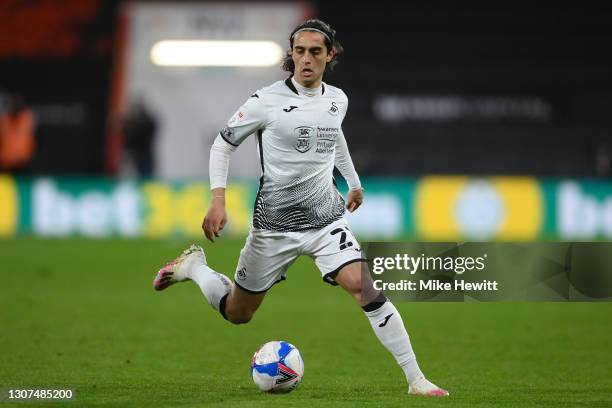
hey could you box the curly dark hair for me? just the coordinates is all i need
[281,19,344,73]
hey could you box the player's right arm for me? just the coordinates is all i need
[203,94,266,242]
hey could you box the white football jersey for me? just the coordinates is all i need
[220,77,348,232]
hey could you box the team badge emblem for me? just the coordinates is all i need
[294,126,314,153]
[328,101,339,116]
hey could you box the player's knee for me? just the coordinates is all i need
[226,307,255,325]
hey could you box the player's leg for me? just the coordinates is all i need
[334,263,449,396]
[153,244,233,311]
[219,284,266,324]
[153,244,268,324]
[154,230,296,325]
[153,244,266,324]
[220,229,297,324]
[308,219,448,396]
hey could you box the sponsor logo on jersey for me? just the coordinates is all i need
[316,126,338,141]
[328,101,339,116]
[294,126,314,153]
[283,105,298,112]
[313,127,338,154]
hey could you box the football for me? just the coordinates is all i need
[250,341,304,393]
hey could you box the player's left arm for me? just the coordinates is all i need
[335,127,363,213]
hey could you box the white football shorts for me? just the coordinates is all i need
[234,217,366,293]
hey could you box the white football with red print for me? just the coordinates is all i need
[250,341,304,393]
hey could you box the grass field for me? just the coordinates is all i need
[1,237,611,407]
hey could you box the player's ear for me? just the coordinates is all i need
[326,47,335,62]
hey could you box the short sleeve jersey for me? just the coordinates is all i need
[220,77,348,232]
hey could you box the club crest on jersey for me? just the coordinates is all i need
[237,267,247,281]
[328,101,339,116]
[294,126,314,153]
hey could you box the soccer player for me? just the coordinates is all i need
[153,19,448,397]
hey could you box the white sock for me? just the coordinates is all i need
[187,263,232,310]
[364,300,424,385]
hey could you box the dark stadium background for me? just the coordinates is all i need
[2,2,611,177]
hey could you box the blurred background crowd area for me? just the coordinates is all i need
[1,1,611,241]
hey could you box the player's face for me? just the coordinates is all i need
[291,31,333,88]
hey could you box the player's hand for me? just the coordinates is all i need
[203,198,227,242]
[346,188,363,213]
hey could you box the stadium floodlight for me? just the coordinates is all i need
[150,40,284,67]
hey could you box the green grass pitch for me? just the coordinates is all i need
[1,237,611,407]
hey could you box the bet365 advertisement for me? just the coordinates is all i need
[1,174,612,241]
